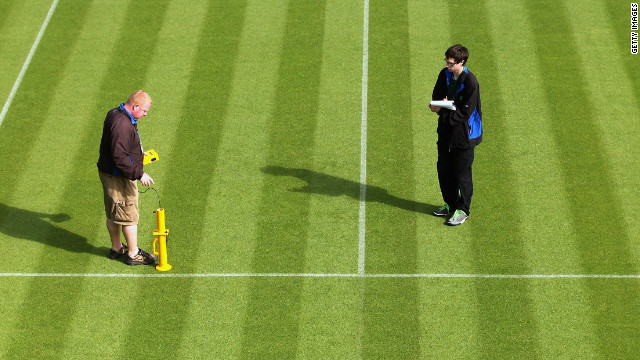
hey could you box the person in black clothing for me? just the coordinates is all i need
[97,90,157,265]
[429,44,482,226]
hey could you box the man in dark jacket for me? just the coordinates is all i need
[97,90,157,265]
[429,44,482,226]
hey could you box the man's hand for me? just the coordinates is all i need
[429,97,447,113]
[140,173,154,186]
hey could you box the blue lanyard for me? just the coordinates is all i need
[119,103,137,124]
[118,103,143,152]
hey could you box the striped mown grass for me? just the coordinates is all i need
[1,0,639,358]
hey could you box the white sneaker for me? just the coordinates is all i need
[447,209,468,226]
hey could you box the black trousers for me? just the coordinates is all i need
[437,146,475,215]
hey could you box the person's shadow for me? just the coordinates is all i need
[261,166,437,214]
[0,203,106,256]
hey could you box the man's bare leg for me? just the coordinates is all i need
[122,224,138,257]
[106,218,124,250]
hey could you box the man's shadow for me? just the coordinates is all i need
[261,166,437,214]
[0,203,106,256]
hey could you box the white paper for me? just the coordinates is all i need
[430,100,456,111]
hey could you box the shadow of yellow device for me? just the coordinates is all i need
[143,149,159,165]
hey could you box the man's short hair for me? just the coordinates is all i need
[445,44,469,65]
[126,90,152,106]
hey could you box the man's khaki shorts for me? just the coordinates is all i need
[99,170,139,225]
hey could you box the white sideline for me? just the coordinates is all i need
[2,272,640,279]
[358,0,369,276]
[0,0,59,127]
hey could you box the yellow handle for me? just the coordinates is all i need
[153,237,159,255]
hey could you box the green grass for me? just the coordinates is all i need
[1,0,639,358]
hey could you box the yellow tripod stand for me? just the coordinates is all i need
[152,208,172,271]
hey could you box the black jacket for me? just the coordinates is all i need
[432,67,483,149]
[97,107,144,180]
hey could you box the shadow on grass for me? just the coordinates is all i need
[0,202,106,256]
[261,166,437,214]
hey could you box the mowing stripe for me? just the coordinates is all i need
[240,2,327,357]
[3,272,640,279]
[450,1,542,357]
[364,2,420,357]
[0,0,58,127]
[161,0,248,273]
[358,0,369,276]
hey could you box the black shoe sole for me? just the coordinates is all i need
[126,255,158,266]
[126,261,155,266]
[126,259,157,266]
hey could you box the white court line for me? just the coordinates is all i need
[0,0,59,127]
[358,0,369,276]
[2,272,640,279]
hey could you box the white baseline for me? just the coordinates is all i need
[2,272,640,279]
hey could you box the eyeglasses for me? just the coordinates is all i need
[444,59,459,67]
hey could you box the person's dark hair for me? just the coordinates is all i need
[445,44,469,65]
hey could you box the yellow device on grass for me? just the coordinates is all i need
[143,149,159,165]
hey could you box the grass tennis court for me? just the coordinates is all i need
[1,0,639,358]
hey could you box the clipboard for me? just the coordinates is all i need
[430,100,456,111]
